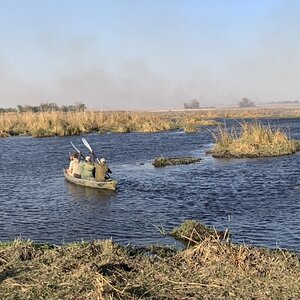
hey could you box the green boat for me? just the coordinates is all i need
[63,169,118,191]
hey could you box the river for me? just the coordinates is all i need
[0,118,299,252]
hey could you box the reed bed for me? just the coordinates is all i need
[0,111,219,138]
[2,105,300,138]
[209,122,300,158]
[0,220,299,299]
[199,106,300,119]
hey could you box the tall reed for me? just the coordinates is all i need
[1,106,299,138]
[0,111,218,137]
[210,122,300,158]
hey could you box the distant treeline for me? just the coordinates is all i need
[266,100,300,104]
[0,102,86,113]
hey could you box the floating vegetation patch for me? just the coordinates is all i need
[171,219,229,244]
[0,130,9,137]
[152,156,202,167]
[183,125,199,133]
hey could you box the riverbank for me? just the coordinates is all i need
[1,106,300,138]
[0,221,299,299]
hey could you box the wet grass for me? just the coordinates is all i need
[152,156,202,167]
[0,220,299,299]
[171,220,230,244]
[209,122,300,158]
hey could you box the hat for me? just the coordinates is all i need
[100,158,106,164]
[85,156,91,162]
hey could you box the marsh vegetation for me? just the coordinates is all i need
[1,105,300,138]
[209,122,300,158]
[152,156,202,167]
[0,220,299,300]
[0,111,218,138]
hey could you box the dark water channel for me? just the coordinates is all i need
[0,118,299,252]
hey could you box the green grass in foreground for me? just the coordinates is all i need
[0,220,299,299]
[210,122,300,158]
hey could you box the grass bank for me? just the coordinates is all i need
[0,220,299,299]
[209,122,300,158]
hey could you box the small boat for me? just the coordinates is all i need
[63,169,118,191]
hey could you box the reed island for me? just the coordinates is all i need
[209,122,300,158]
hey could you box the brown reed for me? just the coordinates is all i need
[0,111,218,137]
[210,122,300,158]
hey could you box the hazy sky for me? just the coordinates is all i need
[0,0,300,109]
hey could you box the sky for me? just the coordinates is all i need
[0,0,300,109]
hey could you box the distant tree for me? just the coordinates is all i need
[61,105,69,113]
[0,107,17,113]
[184,99,200,109]
[281,100,300,104]
[17,105,25,113]
[74,102,87,112]
[40,102,49,112]
[66,105,76,112]
[49,102,59,111]
[239,98,256,108]
[1,102,87,114]
[40,102,59,112]
[23,105,34,112]
[31,106,40,113]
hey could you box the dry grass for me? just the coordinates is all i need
[0,111,219,137]
[209,122,300,158]
[0,220,299,299]
[171,220,229,243]
[4,105,300,138]
[0,106,299,138]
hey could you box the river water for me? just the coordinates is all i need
[0,118,299,252]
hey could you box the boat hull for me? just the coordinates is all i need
[63,169,117,191]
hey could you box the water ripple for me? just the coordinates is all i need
[0,119,299,251]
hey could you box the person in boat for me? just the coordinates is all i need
[81,156,95,180]
[94,158,112,182]
[67,152,82,178]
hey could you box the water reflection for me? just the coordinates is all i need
[66,181,118,201]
